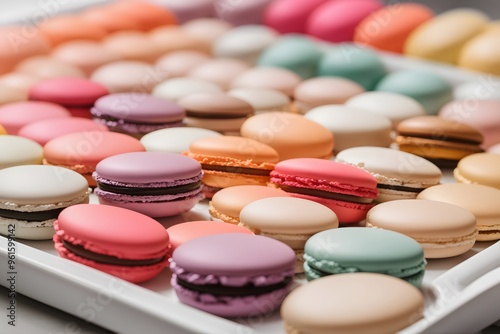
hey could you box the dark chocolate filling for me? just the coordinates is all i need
[186,111,249,119]
[61,240,165,266]
[377,184,424,193]
[92,114,181,125]
[277,185,373,204]
[0,207,64,222]
[96,181,202,196]
[202,164,271,176]
[176,276,292,296]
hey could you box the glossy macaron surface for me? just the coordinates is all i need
[0,135,43,169]
[140,127,222,153]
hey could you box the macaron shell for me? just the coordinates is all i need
[161,1,215,24]
[458,33,500,75]
[55,204,169,259]
[166,220,253,251]
[95,152,201,183]
[107,1,177,31]
[264,0,328,34]
[417,183,500,241]
[227,88,291,112]
[182,18,233,42]
[189,136,279,163]
[172,233,295,276]
[178,93,254,118]
[152,77,223,102]
[354,3,434,53]
[305,105,392,153]
[29,78,109,106]
[38,15,108,46]
[240,112,334,160]
[140,127,222,153]
[240,197,339,234]
[155,51,210,78]
[15,56,86,80]
[0,101,70,135]
[18,117,109,146]
[231,67,302,97]
[149,26,211,55]
[0,165,89,205]
[281,273,424,334]
[188,58,250,89]
[366,199,477,258]
[0,135,43,169]
[93,93,185,123]
[0,85,26,105]
[210,185,289,222]
[0,73,42,95]
[43,131,145,168]
[404,9,489,64]
[101,31,164,63]
[454,153,500,189]
[213,0,271,26]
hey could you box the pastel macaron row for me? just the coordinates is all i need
[264,0,500,76]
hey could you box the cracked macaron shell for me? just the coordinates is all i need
[366,199,477,258]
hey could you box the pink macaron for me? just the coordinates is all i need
[270,158,378,223]
[28,77,109,118]
[54,204,170,283]
[93,152,204,217]
[0,101,70,135]
[18,117,109,146]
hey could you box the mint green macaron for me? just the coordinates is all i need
[258,35,323,79]
[317,44,387,90]
[375,70,453,115]
[304,227,426,287]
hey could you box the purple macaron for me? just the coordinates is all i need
[93,152,204,217]
[91,93,185,137]
[170,233,295,317]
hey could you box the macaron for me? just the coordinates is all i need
[488,143,500,154]
[152,77,223,102]
[149,26,211,55]
[18,117,109,146]
[270,158,378,223]
[231,67,302,97]
[166,220,253,256]
[345,91,426,127]
[263,0,328,34]
[38,15,108,46]
[28,77,109,119]
[91,60,169,94]
[453,81,500,101]
[212,25,279,65]
[178,93,254,134]
[15,56,86,79]
[293,77,365,113]
[395,116,484,167]
[439,100,500,149]
[257,35,323,79]
[91,93,185,138]
[140,127,222,154]
[54,204,170,283]
[227,88,291,113]
[182,18,233,42]
[305,105,392,154]
[240,112,334,160]
[240,197,339,273]
[185,136,279,194]
[366,199,477,258]
[208,185,289,225]
[354,3,434,53]
[155,51,210,78]
[80,5,144,33]
[404,9,489,64]
[0,165,90,240]
[318,44,387,90]
[0,135,43,169]
[51,40,122,76]
[0,73,42,97]
[0,101,70,135]
[93,152,204,217]
[336,146,442,202]
[306,0,383,42]
[458,32,500,75]
[106,1,177,31]
[304,227,426,287]
[417,183,500,241]
[454,153,500,189]
[159,0,215,24]
[101,31,164,63]
[0,85,26,105]
[281,273,424,334]
[188,58,250,90]
[170,234,295,317]
[43,131,145,187]
[375,70,453,115]
[213,0,271,26]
